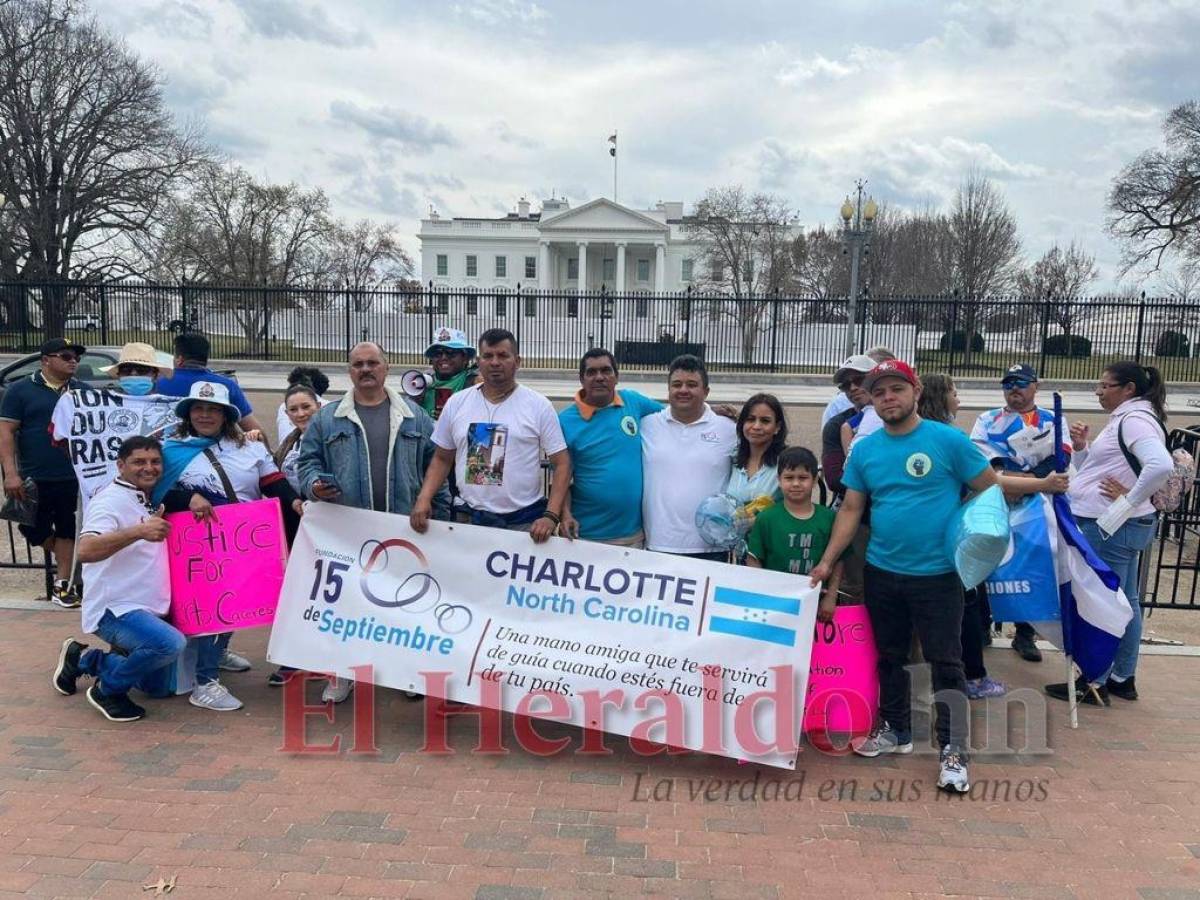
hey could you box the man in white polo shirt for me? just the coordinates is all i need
[52,436,185,723]
[641,354,737,560]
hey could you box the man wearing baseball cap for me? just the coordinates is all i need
[809,359,997,794]
[420,326,479,421]
[970,363,1073,664]
[821,354,876,426]
[0,338,90,607]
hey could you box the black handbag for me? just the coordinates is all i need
[0,478,38,526]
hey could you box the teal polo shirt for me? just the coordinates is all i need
[559,389,663,540]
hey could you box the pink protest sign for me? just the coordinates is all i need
[166,498,287,637]
[803,605,879,738]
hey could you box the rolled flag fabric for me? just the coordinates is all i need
[945,484,1011,589]
[1036,493,1135,683]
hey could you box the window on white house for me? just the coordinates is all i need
[525,256,536,279]
[436,254,448,277]
[466,290,478,316]
[602,258,615,281]
[495,292,507,317]
[466,255,477,277]
[637,259,650,282]
[681,258,693,281]
[567,258,579,280]
[495,256,506,278]
[523,294,537,317]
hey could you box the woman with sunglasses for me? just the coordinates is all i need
[1045,362,1172,706]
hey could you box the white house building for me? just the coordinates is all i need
[417,196,704,294]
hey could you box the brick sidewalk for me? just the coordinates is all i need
[2,607,1199,899]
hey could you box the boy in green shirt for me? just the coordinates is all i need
[746,446,842,622]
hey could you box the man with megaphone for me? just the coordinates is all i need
[415,326,480,421]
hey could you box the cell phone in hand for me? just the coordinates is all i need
[315,472,341,493]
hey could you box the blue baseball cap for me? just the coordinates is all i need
[425,326,475,358]
[1001,364,1037,386]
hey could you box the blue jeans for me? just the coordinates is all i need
[79,609,187,698]
[192,632,233,685]
[1077,515,1157,681]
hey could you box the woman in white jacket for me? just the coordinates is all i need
[1046,361,1172,705]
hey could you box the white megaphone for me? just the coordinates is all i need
[400,369,429,398]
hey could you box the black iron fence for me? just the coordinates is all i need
[1143,426,1200,611]
[2,280,1199,379]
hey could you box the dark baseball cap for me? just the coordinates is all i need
[1001,364,1037,386]
[39,337,86,357]
[862,359,918,391]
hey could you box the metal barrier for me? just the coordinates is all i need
[0,519,55,600]
[1142,426,1200,609]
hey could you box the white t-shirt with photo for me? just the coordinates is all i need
[641,405,737,553]
[79,480,171,634]
[175,438,279,503]
[432,384,567,514]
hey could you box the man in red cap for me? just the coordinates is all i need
[809,360,996,794]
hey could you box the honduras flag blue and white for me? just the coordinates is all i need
[993,394,1134,682]
[708,586,799,647]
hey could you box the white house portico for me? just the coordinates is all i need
[418,196,701,295]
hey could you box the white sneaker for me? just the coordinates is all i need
[218,649,252,672]
[189,681,244,711]
[322,677,354,704]
[937,746,970,793]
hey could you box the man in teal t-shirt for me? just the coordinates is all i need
[559,349,662,545]
[809,359,995,795]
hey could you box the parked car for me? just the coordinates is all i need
[64,313,101,332]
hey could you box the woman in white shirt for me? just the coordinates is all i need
[1047,362,1172,705]
[154,381,302,713]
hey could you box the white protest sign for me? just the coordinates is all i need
[51,388,181,509]
[268,503,820,769]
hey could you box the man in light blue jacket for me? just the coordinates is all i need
[296,341,450,703]
[298,342,450,519]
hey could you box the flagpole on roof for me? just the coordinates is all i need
[608,131,618,202]
[1055,391,1079,729]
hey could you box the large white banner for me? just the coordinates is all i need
[51,389,181,509]
[268,503,820,769]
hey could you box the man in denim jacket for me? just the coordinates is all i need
[297,342,450,518]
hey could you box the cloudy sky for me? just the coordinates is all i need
[91,0,1197,288]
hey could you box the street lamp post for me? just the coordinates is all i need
[840,180,877,357]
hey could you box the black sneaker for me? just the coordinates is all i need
[1045,677,1109,706]
[267,666,298,687]
[53,638,87,696]
[1012,632,1043,663]
[1105,676,1138,701]
[85,683,145,722]
[50,580,81,609]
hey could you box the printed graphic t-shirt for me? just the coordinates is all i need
[559,389,663,540]
[746,502,839,575]
[432,385,567,514]
[842,419,989,576]
[175,438,279,503]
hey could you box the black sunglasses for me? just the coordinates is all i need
[46,352,80,362]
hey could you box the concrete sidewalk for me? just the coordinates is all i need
[2,605,1199,898]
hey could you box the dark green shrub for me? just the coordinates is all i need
[1042,334,1092,358]
[1155,330,1190,358]
[939,330,985,353]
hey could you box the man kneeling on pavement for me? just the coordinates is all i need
[53,436,184,722]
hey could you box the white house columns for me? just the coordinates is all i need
[654,243,666,294]
[538,241,551,290]
[576,241,588,294]
[615,243,627,292]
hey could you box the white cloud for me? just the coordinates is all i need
[86,0,1197,286]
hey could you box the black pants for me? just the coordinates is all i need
[864,564,969,750]
[961,586,989,681]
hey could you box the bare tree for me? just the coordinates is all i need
[0,0,206,331]
[313,219,414,312]
[1108,100,1200,272]
[1016,240,1099,344]
[157,164,331,355]
[947,169,1021,366]
[686,185,796,365]
[1156,261,1200,333]
[789,224,846,321]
